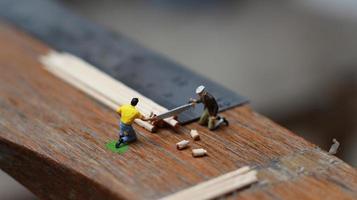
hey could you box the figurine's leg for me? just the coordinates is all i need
[121,135,129,143]
[118,122,124,137]
[208,116,217,130]
[116,139,124,148]
[116,123,125,148]
[125,126,138,143]
[198,109,209,126]
[117,133,132,147]
[210,116,229,130]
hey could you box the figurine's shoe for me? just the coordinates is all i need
[115,138,124,148]
[222,117,229,126]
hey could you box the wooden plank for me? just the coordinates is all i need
[0,23,356,200]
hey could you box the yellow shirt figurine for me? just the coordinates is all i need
[115,98,151,148]
[117,104,142,125]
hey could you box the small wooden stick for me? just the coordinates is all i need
[43,61,156,132]
[165,117,179,128]
[160,166,257,200]
[40,51,177,132]
[198,170,257,199]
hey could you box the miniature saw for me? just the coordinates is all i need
[155,103,195,120]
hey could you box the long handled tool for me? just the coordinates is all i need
[155,103,195,120]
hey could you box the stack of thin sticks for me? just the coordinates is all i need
[161,166,257,200]
[40,51,178,131]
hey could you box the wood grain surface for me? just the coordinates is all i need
[0,22,356,200]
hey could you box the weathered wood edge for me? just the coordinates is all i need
[0,22,356,200]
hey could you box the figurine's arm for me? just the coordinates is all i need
[189,98,202,105]
[139,113,156,122]
[116,106,122,117]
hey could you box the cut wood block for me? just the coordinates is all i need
[190,129,200,140]
[192,148,207,157]
[176,140,189,150]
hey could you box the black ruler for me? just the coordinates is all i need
[0,0,248,123]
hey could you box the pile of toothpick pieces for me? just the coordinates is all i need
[176,129,208,157]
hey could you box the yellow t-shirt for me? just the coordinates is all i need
[117,104,142,125]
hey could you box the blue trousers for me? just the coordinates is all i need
[119,122,137,143]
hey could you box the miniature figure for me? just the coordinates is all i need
[190,85,229,130]
[116,98,153,148]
